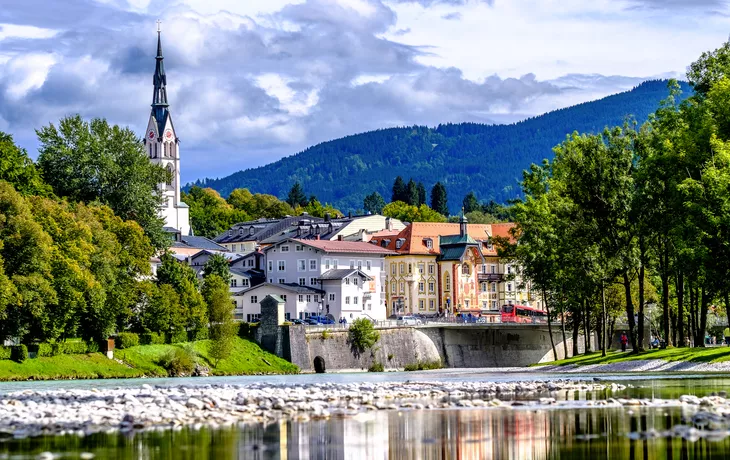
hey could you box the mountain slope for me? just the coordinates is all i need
[191,80,691,214]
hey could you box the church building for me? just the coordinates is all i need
[143,26,191,236]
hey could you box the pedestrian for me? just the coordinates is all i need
[724,326,730,346]
[620,332,628,352]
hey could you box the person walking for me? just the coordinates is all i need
[620,332,628,352]
[724,326,730,345]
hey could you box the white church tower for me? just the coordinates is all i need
[143,24,191,236]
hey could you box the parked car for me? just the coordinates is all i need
[304,318,322,325]
[290,319,305,325]
[396,315,422,326]
[309,315,335,325]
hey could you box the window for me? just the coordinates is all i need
[491,265,496,274]
[333,259,339,269]
[508,283,513,292]
[445,273,451,291]
[231,279,237,287]
[354,296,359,304]
[480,264,486,274]
[314,295,319,302]
[299,278,306,286]
[268,261,273,272]
[306,295,311,302]
[465,300,470,308]
[462,264,470,275]
[329,293,335,301]
[419,300,425,310]
[429,300,435,310]
[391,264,396,275]
[357,261,362,270]
[483,301,488,309]
[491,282,497,293]
[278,278,285,284]
[492,300,497,309]
[350,260,355,269]
[345,296,351,304]
[285,312,291,321]
[298,260,306,271]
[324,259,331,270]
[400,282,405,293]
[250,295,258,304]
[249,227,255,235]
[247,259,254,267]
[345,278,350,285]
[391,283,396,293]
[298,295,303,302]
[366,260,371,271]
[428,264,435,275]
[418,282,425,293]
[481,283,487,292]
[278,261,286,271]
[310,260,317,270]
[310,277,317,285]
[295,244,304,252]
[400,263,405,274]
[428,282,435,293]
[425,238,433,249]
[408,264,412,274]
[231,244,237,252]
[353,277,358,286]
[507,265,512,274]
[241,279,250,287]
[281,295,287,302]
[418,264,424,274]
[281,245,290,252]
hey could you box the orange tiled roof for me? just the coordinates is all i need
[293,239,396,255]
[370,222,516,257]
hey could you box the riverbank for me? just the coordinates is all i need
[0,380,619,438]
[0,338,297,382]
[534,347,730,373]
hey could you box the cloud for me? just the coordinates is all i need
[625,0,728,11]
[388,0,493,5]
[441,12,461,20]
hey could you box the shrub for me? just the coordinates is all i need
[140,332,165,345]
[159,347,195,377]
[36,343,54,357]
[115,332,140,349]
[0,346,11,360]
[192,327,209,341]
[60,342,88,355]
[86,340,100,353]
[387,354,394,361]
[321,329,331,340]
[404,360,443,371]
[238,322,258,340]
[368,361,384,372]
[349,318,380,353]
[11,345,28,363]
[167,330,188,344]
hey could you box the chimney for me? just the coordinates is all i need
[296,227,301,237]
[348,211,352,219]
[385,217,392,231]
[324,213,330,222]
[338,235,343,241]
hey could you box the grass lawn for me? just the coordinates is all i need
[0,337,298,381]
[0,354,145,381]
[116,336,299,376]
[535,346,730,367]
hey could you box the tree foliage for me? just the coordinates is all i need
[430,182,448,216]
[382,201,447,223]
[363,192,386,214]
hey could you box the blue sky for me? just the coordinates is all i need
[1,0,728,183]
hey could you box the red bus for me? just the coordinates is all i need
[501,304,547,323]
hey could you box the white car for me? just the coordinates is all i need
[397,315,422,326]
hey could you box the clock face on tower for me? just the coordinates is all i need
[147,130,155,140]
[164,130,173,140]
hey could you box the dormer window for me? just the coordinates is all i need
[228,230,232,236]
[381,239,391,248]
[395,238,405,249]
[249,226,255,235]
[239,228,244,235]
[424,238,433,249]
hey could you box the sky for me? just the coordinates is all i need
[1,0,729,183]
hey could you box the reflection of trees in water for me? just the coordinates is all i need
[5,408,730,458]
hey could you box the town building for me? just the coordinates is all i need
[232,283,325,322]
[233,239,394,322]
[144,26,190,236]
[370,219,540,317]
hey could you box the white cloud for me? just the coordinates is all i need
[0,23,57,41]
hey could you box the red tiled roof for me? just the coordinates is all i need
[293,239,396,255]
[370,222,516,257]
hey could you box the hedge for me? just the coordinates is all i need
[35,342,90,357]
[0,346,10,360]
[115,332,140,349]
[167,330,188,344]
[11,345,28,363]
[140,332,165,345]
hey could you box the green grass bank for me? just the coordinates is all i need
[535,347,730,367]
[0,337,298,382]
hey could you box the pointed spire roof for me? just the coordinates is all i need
[151,24,170,135]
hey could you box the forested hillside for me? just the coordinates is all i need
[190,80,691,214]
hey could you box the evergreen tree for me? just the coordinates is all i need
[430,182,448,216]
[363,192,386,214]
[417,182,427,206]
[406,179,419,206]
[463,192,479,213]
[286,182,307,208]
[392,176,406,203]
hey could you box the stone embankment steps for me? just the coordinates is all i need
[0,380,618,439]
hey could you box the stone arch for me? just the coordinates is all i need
[313,356,326,373]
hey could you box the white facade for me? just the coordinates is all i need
[262,239,391,320]
[233,283,325,322]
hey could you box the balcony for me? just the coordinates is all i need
[477,273,503,282]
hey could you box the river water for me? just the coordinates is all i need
[2,369,730,459]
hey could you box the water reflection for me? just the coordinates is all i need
[3,406,730,459]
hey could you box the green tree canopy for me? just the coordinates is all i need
[363,192,386,214]
[430,182,448,216]
[391,176,407,203]
[202,253,232,284]
[0,132,51,197]
[383,201,447,223]
[286,182,307,208]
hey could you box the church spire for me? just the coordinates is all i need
[151,21,169,134]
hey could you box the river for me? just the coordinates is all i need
[2,369,730,459]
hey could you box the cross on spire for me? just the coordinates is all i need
[156,19,162,33]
